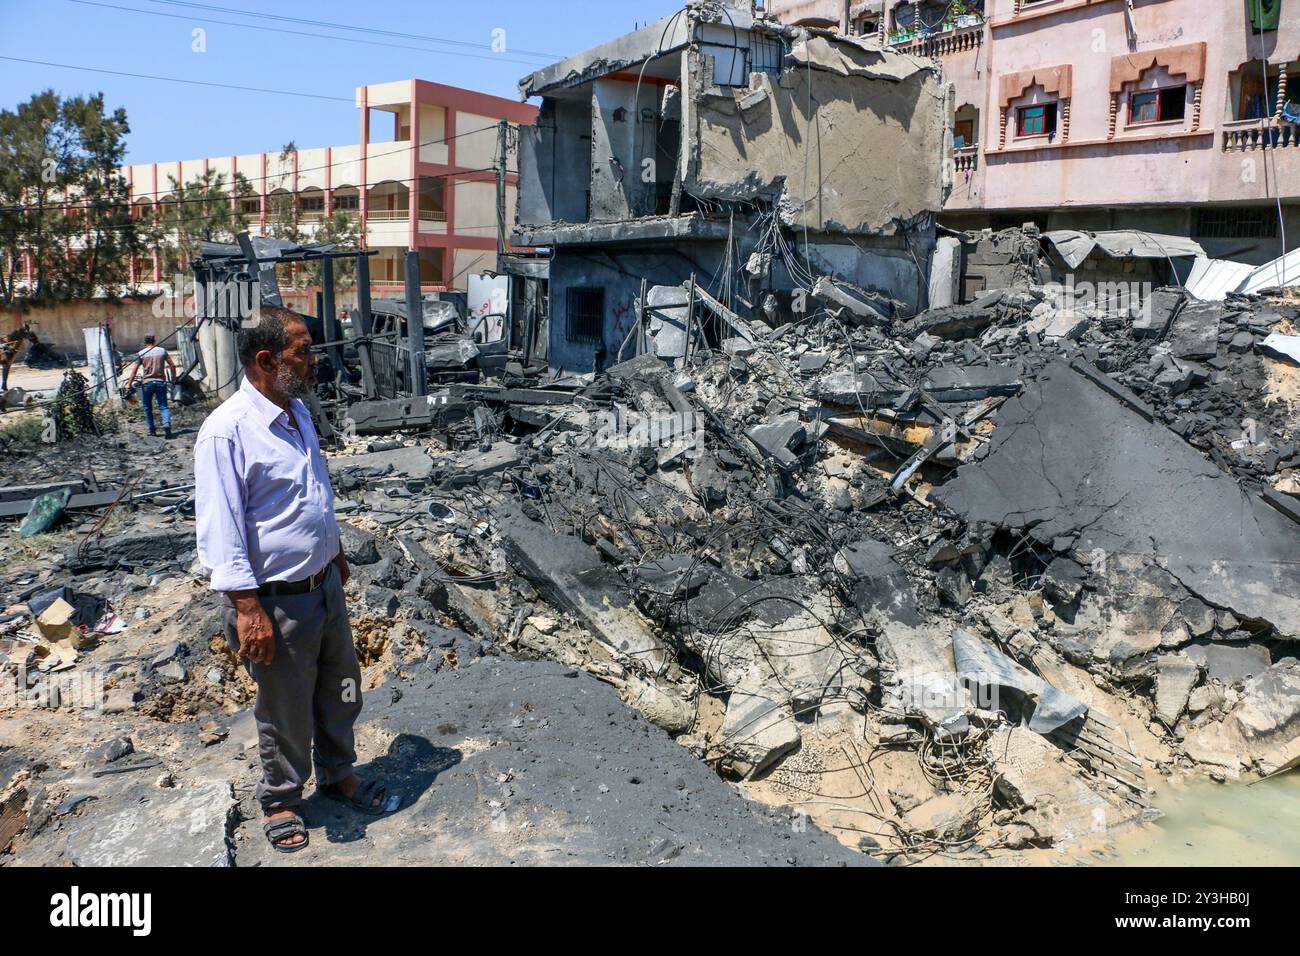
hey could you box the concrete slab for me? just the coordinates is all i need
[935,361,1300,638]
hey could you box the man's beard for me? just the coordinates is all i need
[275,365,311,398]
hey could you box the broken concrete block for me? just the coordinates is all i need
[1187,684,1221,715]
[62,780,236,866]
[499,509,672,672]
[935,566,971,607]
[1132,287,1184,338]
[339,523,381,566]
[721,659,801,779]
[935,360,1300,640]
[619,677,694,736]
[1166,300,1221,360]
[1180,599,1216,639]
[745,414,806,472]
[1041,557,1086,608]
[1153,653,1201,729]
[917,364,1022,403]
[1183,644,1270,684]
[811,275,889,325]
[989,725,1141,843]
[155,661,186,683]
[902,793,980,842]
[1042,311,1089,341]
[1258,332,1300,365]
[1228,331,1256,354]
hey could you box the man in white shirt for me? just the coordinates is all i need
[194,306,394,854]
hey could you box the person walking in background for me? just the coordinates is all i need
[124,333,177,438]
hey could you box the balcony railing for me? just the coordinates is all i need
[888,18,984,58]
[1222,117,1300,151]
[955,147,979,173]
[367,208,409,220]
[418,209,447,222]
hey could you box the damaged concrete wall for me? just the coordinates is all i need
[590,78,661,221]
[684,33,950,235]
[517,97,591,226]
[519,13,693,99]
[546,246,703,372]
[808,235,930,305]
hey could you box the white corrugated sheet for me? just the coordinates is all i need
[1237,247,1300,296]
[1042,230,1206,269]
[1184,256,1256,301]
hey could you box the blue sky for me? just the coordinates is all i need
[0,0,683,164]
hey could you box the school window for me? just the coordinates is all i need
[1130,86,1187,125]
[1016,103,1057,137]
[566,287,605,343]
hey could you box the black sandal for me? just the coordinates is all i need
[321,778,397,816]
[263,812,309,853]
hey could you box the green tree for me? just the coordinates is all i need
[0,91,79,304]
[154,169,254,277]
[60,94,139,300]
[267,141,301,242]
[0,90,138,304]
[301,209,362,293]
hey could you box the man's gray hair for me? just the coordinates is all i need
[238,305,308,366]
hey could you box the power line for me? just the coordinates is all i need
[143,0,562,61]
[65,0,559,69]
[1,165,501,234]
[0,121,509,212]
[0,55,354,103]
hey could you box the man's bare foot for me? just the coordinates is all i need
[265,809,306,847]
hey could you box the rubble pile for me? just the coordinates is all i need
[289,273,1296,859]
[3,272,1299,865]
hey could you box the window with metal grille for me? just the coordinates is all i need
[1193,207,1279,239]
[747,35,785,79]
[566,287,605,342]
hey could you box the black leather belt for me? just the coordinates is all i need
[258,565,329,597]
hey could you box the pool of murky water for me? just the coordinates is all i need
[1108,772,1300,866]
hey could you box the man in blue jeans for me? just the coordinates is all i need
[124,334,177,438]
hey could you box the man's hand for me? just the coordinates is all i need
[334,547,351,588]
[229,592,275,664]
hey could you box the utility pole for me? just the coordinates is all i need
[494,119,509,268]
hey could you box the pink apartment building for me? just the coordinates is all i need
[767,0,1300,265]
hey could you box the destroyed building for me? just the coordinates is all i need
[6,7,1300,873]
[513,4,952,371]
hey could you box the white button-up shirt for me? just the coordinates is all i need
[195,377,341,592]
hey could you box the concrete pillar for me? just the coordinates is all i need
[83,326,122,407]
[197,319,240,400]
[928,236,962,309]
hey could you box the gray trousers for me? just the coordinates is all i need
[224,563,363,812]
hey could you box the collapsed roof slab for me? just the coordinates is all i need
[518,12,693,99]
[513,213,735,248]
[934,360,1300,639]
